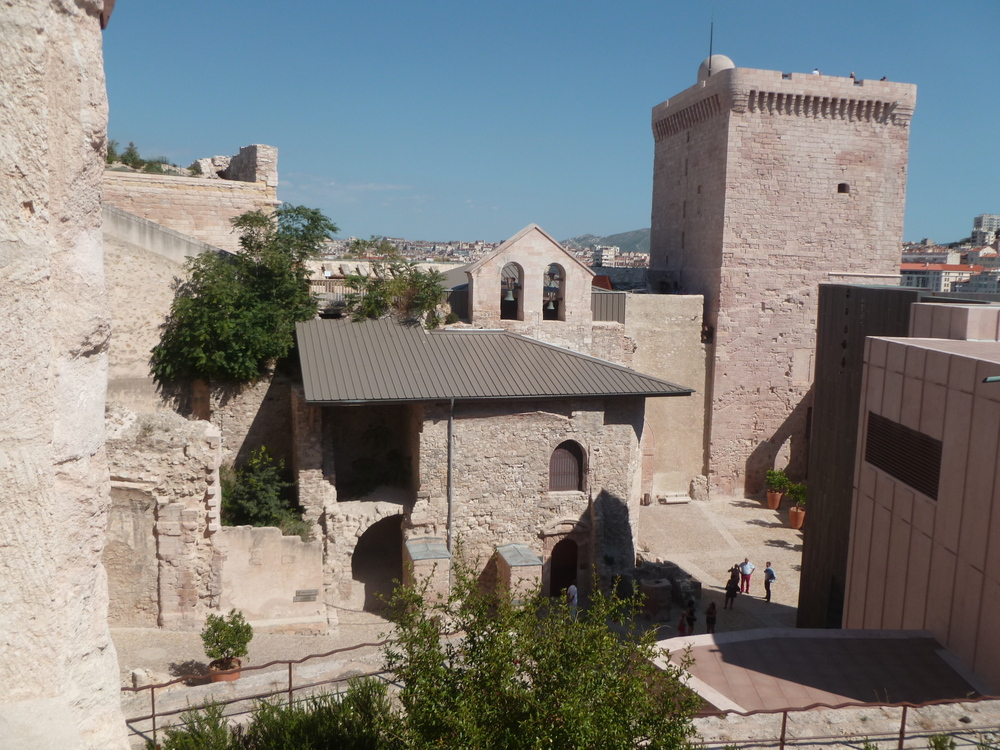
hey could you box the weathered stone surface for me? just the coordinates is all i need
[0,2,128,746]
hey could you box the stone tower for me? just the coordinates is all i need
[648,57,916,494]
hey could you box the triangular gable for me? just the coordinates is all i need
[465,223,595,278]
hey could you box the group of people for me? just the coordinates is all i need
[676,558,777,637]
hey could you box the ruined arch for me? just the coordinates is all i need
[350,513,403,613]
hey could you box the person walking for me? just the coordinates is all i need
[705,602,717,633]
[739,557,756,594]
[676,609,688,637]
[724,567,740,609]
[764,562,777,603]
[685,600,697,635]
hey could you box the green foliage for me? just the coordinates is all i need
[189,160,204,175]
[151,702,231,750]
[143,160,165,173]
[201,609,253,665]
[787,482,807,507]
[928,734,958,750]
[153,681,399,750]
[121,141,144,169]
[765,469,790,493]
[106,138,119,165]
[150,205,338,384]
[343,240,445,328]
[382,561,701,749]
[221,447,308,537]
[861,739,880,750]
[975,731,1000,750]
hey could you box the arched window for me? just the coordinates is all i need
[500,262,523,320]
[543,263,565,321]
[549,441,584,491]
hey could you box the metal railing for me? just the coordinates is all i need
[697,695,1000,750]
[121,639,392,745]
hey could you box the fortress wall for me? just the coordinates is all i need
[103,169,279,254]
[650,67,915,494]
[0,2,128,746]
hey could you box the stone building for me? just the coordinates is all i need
[648,56,917,494]
[292,316,693,621]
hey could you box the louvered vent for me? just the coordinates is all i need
[864,412,941,500]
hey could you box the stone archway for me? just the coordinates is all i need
[350,514,403,613]
[549,538,578,597]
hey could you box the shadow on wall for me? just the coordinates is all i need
[744,384,814,497]
[592,489,636,585]
[351,514,404,613]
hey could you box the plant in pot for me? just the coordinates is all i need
[201,609,253,682]
[765,469,790,510]
[787,483,807,530]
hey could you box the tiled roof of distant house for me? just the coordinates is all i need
[296,317,694,404]
[900,263,984,272]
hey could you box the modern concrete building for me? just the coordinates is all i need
[900,262,983,292]
[844,306,1000,692]
[648,56,916,494]
[972,214,999,247]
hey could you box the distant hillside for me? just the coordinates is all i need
[562,228,650,255]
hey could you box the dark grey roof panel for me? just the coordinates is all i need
[296,317,693,403]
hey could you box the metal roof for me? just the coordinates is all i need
[296,317,694,404]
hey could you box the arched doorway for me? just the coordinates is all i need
[549,538,578,597]
[351,515,403,613]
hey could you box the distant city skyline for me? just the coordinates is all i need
[103,0,999,244]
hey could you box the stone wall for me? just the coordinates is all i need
[104,487,159,626]
[649,66,915,494]
[209,374,294,468]
[625,294,707,497]
[102,166,279,254]
[216,527,326,631]
[105,408,223,630]
[0,2,128,746]
[413,399,645,582]
[467,225,599,355]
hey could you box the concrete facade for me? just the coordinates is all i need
[0,2,128,746]
[844,330,1000,692]
[649,62,916,494]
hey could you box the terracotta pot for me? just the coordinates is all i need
[789,506,805,530]
[208,657,242,683]
[766,490,783,510]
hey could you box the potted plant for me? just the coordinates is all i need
[787,483,807,530]
[201,609,253,682]
[765,469,790,510]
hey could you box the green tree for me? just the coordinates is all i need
[121,140,144,169]
[383,561,701,749]
[220,446,307,536]
[343,238,445,327]
[106,138,119,165]
[150,205,337,384]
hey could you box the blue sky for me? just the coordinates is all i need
[103,1,999,244]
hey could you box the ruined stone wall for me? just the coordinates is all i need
[102,168,279,254]
[625,294,707,497]
[649,67,915,494]
[0,2,128,746]
[104,487,159,626]
[105,408,223,630]
[209,374,294,468]
[413,399,644,579]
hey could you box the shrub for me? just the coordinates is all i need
[928,734,958,750]
[221,446,308,537]
[120,140,144,169]
[201,609,253,668]
[143,160,164,174]
[106,138,119,165]
[150,702,230,750]
[188,159,203,175]
[765,469,790,492]
[787,482,807,507]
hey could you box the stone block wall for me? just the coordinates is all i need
[105,408,223,630]
[103,168,278,254]
[104,487,159,626]
[625,294,707,497]
[0,2,128,745]
[215,526,325,631]
[415,398,645,580]
[649,66,916,494]
[209,374,294,468]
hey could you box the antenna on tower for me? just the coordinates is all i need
[708,14,714,77]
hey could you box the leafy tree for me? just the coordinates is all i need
[106,138,119,165]
[220,446,307,537]
[343,238,445,328]
[121,140,144,169]
[383,561,701,749]
[150,205,337,384]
